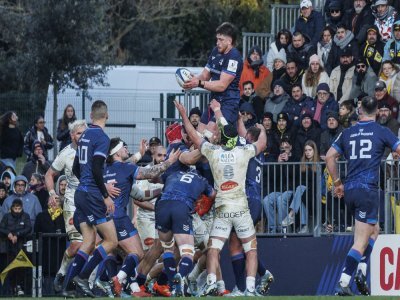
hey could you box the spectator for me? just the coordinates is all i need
[264,79,290,122]
[21,140,51,181]
[378,60,399,95]
[137,136,161,166]
[239,45,272,97]
[349,57,379,98]
[241,81,265,122]
[329,48,356,103]
[324,0,353,22]
[2,175,42,228]
[360,25,384,76]
[261,112,279,162]
[262,138,297,233]
[339,100,356,128]
[302,54,330,98]
[1,169,15,196]
[320,111,343,160]
[240,81,255,105]
[280,60,304,95]
[274,112,295,144]
[282,140,320,234]
[287,31,316,73]
[29,173,48,210]
[282,84,314,126]
[56,104,77,152]
[317,26,336,75]
[24,115,53,160]
[239,102,257,129]
[383,21,400,64]
[0,111,24,170]
[0,198,32,296]
[266,29,291,71]
[327,23,359,72]
[34,195,66,295]
[270,53,287,89]
[313,83,339,130]
[374,80,399,119]
[0,182,6,207]
[294,0,324,47]
[326,0,345,29]
[372,0,398,43]
[377,102,399,138]
[293,111,322,160]
[55,175,67,205]
[343,0,375,43]
[189,107,202,130]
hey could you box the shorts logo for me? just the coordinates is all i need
[359,211,366,219]
[221,181,238,191]
[119,230,128,237]
[88,215,94,222]
[183,225,189,232]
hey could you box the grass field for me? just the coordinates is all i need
[15,297,400,300]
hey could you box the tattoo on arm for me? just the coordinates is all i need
[138,161,172,179]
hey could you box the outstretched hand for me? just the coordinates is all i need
[209,99,221,112]
[166,148,181,164]
[174,100,187,117]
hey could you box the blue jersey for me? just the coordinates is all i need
[161,142,190,182]
[332,121,400,190]
[206,47,243,102]
[76,125,110,193]
[246,152,264,200]
[104,161,139,218]
[159,170,214,210]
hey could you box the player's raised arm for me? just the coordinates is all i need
[253,123,267,155]
[136,148,181,180]
[174,100,204,149]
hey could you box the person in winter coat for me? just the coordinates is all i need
[282,84,315,127]
[383,20,400,64]
[343,0,375,43]
[326,0,345,29]
[360,25,385,76]
[349,57,379,99]
[312,83,340,130]
[0,111,24,170]
[56,104,77,152]
[24,115,53,160]
[302,54,330,98]
[294,0,324,47]
[293,111,322,160]
[269,53,287,91]
[372,0,398,43]
[280,60,304,95]
[266,29,291,71]
[239,102,257,129]
[1,169,15,196]
[29,173,48,210]
[21,140,51,181]
[320,111,343,160]
[317,25,336,75]
[286,31,316,73]
[264,80,290,122]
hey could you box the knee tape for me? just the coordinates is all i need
[161,239,175,249]
[243,238,257,253]
[207,238,225,251]
[179,244,195,257]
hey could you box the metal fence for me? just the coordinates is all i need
[242,33,274,60]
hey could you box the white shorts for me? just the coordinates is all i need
[210,206,255,240]
[63,210,83,242]
[137,217,156,250]
[63,189,76,212]
[192,214,209,249]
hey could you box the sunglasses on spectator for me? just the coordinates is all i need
[330,9,340,13]
[356,64,366,69]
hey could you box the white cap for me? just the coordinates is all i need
[374,0,388,6]
[300,0,312,8]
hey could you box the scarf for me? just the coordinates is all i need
[48,207,63,221]
[320,40,332,65]
[334,31,355,49]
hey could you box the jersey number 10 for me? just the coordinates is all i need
[349,139,372,160]
[79,145,88,164]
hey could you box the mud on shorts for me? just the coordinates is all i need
[137,217,156,251]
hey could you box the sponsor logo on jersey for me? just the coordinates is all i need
[223,165,234,179]
[220,180,238,191]
[227,59,238,72]
[219,152,236,164]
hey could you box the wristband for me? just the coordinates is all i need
[49,190,56,197]
[213,107,220,112]
[103,192,109,199]
[198,80,205,88]
[333,178,342,187]
[133,152,142,161]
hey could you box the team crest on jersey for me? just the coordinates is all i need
[219,152,236,164]
[227,59,238,72]
[220,180,238,191]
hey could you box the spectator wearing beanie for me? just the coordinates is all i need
[313,83,339,130]
[270,52,287,90]
[137,136,161,167]
[302,54,330,98]
[239,102,257,129]
[261,112,280,162]
[266,29,291,71]
[189,107,202,130]
[293,110,322,160]
[326,0,345,29]
[264,79,290,122]
[320,110,343,160]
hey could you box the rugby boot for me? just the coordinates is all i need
[131,285,152,297]
[355,270,370,295]
[224,286,244,297]
[72,276,95,298]
[153,282,172,297]
[111,275,123,297]
[244,288,262,296]
[218,289,230,296]
[184,276,197,296]
[335,282,354,296]
[256,269,274,295]
[94,277,114,298]
[54,273,65,292]
[196,282,218,297]
[171,273,184,297]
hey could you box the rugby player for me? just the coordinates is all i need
[326,96,400,296]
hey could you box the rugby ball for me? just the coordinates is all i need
[175,68,192,88]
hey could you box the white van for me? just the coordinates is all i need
[44,65,203,159]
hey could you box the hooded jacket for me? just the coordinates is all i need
[0,170,15,193]
[1,175,42,228]
[264,92,290,122]
[266,29,290,71]
[21,140,51,181]
[23,125,53,160]
[383,20,400,63]
[373,5,398,42]
[239,102,258,129]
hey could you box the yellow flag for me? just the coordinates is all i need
[0,249,34,284]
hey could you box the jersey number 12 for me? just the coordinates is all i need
[349,139,372,160]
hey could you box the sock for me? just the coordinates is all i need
[58,250,74,275]
[231,253,246,292]
[157,270,169,285]
[104,255,118,279]
[246,276,256,292]
[217,280,225,293]
[130,281,140,293]
[63,250,89,290]
[340,248,362,287]
[80,245,107,279]
[118,254,139,283]
[162,252,177,282]
[137,273,146,286]
[358,238,375,275]
[96,261,108,282]
[207,273,217,285]
[188,261,203,281]
[178,257,193,277]
[257,258,267,277]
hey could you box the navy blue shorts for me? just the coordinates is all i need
[114,215,138,241]
[155,200,193,234]
[74,189,111,226]
[248,196,262,225]
[200,99,239,125]
[345,188,379,224]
